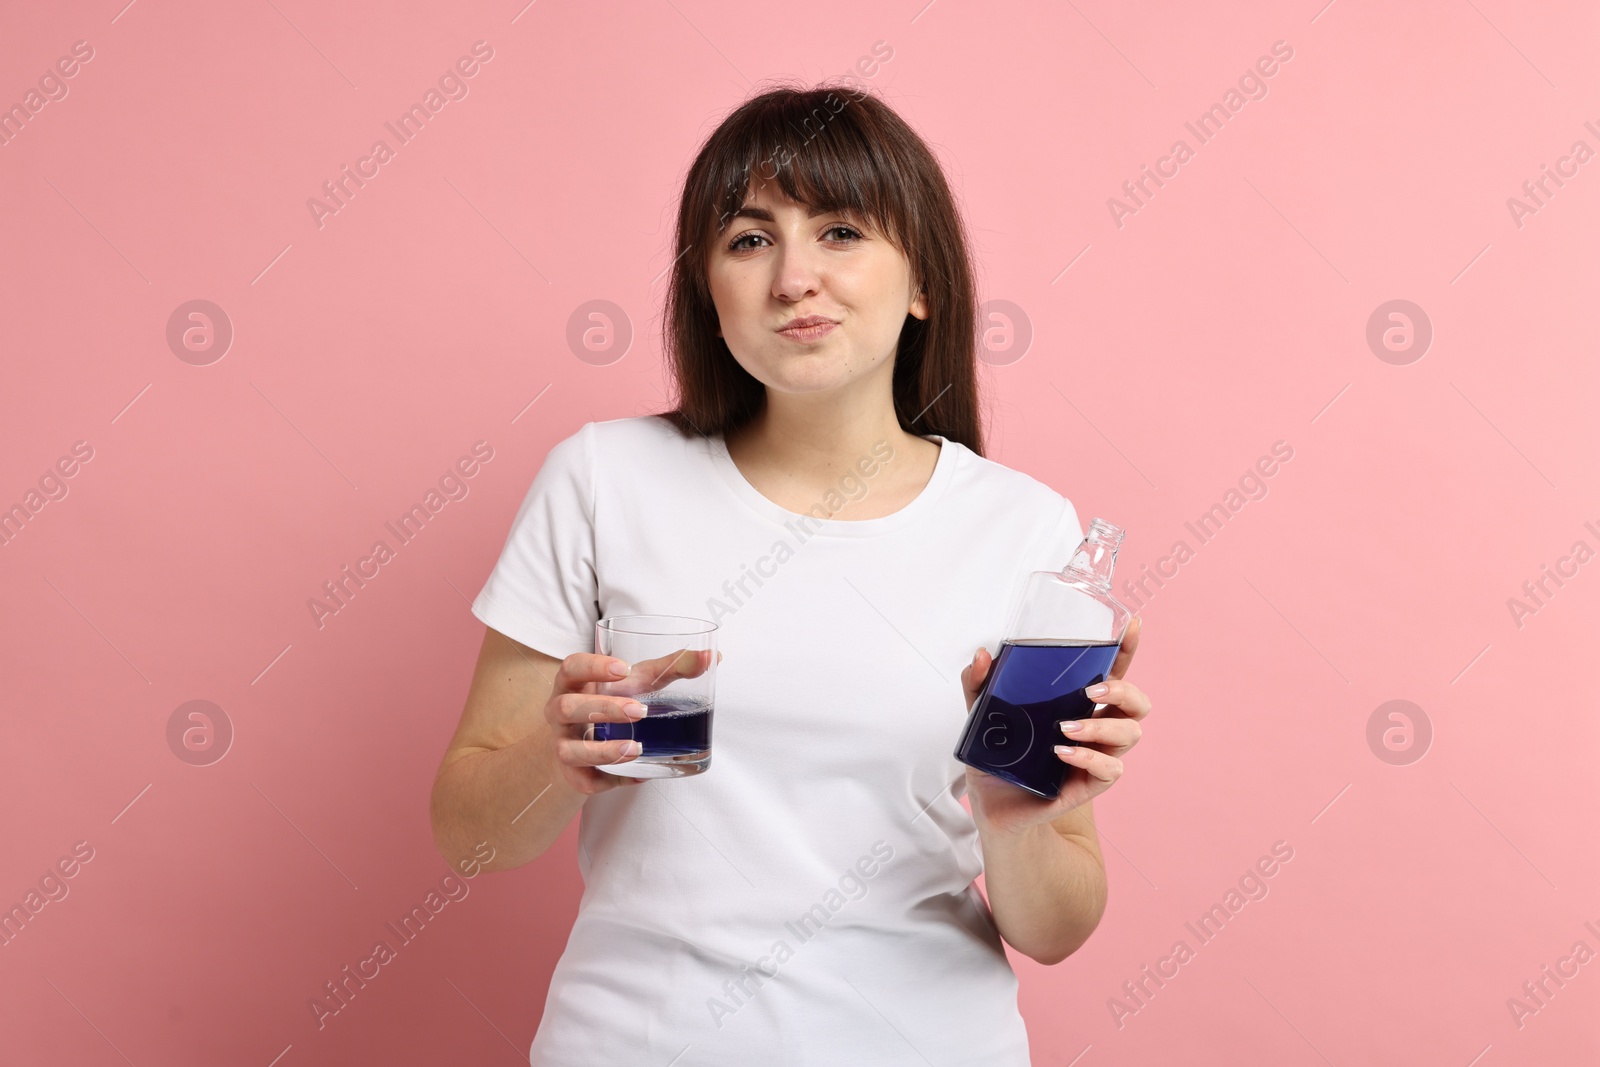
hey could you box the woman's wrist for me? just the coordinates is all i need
[973,804,1055,850]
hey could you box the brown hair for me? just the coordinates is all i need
[656,81,985,456]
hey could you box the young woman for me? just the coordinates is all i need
[431,83,1151,1065]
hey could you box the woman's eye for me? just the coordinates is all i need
[725,225,860,251]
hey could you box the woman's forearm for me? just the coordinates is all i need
[431,736,587,873]
[977,819,1108,965]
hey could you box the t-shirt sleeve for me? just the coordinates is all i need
[470,423,600,661]
[993,492,1085,644]
[1034,493,1084,574]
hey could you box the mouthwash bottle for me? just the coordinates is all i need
[954,518,1134,799]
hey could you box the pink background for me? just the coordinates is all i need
[2,0,1596,1063]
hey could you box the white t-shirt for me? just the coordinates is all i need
[471,414,1083,1066]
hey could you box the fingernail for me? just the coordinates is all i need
[1086,683,1108,698]
[1054,744,1080,757]
[621,740,643,757]
[624,701,648,717]
[1061,720,1083,733]
[610,660,630,677]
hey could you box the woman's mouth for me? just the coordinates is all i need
[777,316,839,342]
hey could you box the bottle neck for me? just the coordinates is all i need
[1061,518,1124,590]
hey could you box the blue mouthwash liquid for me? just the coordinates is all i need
[955,638,1120,799]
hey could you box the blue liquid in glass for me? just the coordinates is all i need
[954,639,1120,799]
[593,695,713,758]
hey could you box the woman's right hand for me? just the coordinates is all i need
[543,648,719,795]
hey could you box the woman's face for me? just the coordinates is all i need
[705,180,928,402]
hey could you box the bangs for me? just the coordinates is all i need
[702,87,910,251]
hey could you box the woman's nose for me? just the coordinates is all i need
[770,244,822,302]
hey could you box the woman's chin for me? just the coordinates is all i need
[746,354,893,396]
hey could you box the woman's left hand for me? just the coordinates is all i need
[960,617,1150,838]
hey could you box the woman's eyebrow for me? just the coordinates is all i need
[728,204,844,223]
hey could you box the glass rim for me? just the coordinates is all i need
[596,613,719,637]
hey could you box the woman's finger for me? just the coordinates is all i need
[556,652,634,695]
[1059,716,1143,750]
[1054,744,1125,783]
[548,691,649,727]
[1084,677,1152,720]
[564,765,645,795]
[557,735,643,768]
[608,647,715,696]
[962,647,993,709]
[1107,616,1142,681]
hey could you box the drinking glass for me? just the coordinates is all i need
[589,614,718,779]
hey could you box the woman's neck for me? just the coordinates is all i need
[724,402,941,521]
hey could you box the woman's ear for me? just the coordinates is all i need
[909,284,929,321]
